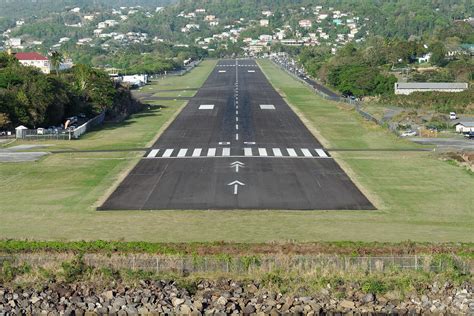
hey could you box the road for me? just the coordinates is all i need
[100,59,374,210]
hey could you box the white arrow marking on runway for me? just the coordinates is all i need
[230,161,245,172]
[244,142,256,145]
[228,180,245,194]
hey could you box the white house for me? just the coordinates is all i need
[121,74,148,87]
[454,122,474,133]
[260,19,269,27]
[14,52,50,74]
[394,82,469,95]
[299,20,312,29]
[417,53,432,63]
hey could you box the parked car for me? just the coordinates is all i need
[400,130,417,137]
[449,112,457,120]
[37,128,45,135]
[464,132,474,139]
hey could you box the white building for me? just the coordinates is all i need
[454,122,474,133]
[260,19,269,27]
[394,82,469,95]
[299,20,313,29]
[14,52,50,74]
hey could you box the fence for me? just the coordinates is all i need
[3,254,472,275]
[270,59,391,130]
[72,111,106,139]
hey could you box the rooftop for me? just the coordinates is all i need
[395,82,469,89]
[14,52,48,61]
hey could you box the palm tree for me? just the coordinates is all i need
[49,51,64,76]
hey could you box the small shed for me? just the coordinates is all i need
[454,121,474,133]
[15,125,28,139]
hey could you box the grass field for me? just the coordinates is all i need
[0,59,472,243]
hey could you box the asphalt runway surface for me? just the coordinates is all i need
[100,59,374,210]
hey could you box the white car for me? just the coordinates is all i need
[449,112,457,120]
[400,130,417,137]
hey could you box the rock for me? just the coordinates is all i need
[102,291,114,301]
[180,304,192,314]
[242,304,256,314]
[340,300,355,309]
[216,296,227,306]
[172,297,185,307]
[247,284,258,294]
[362,293,375,303]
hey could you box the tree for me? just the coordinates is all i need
[49,51,64,76]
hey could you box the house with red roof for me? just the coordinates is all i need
[14,52,51,74]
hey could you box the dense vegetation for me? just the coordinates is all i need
[0,52,137,129]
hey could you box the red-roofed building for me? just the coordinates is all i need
[14,52,51,74]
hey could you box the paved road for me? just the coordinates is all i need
[100,59,374,210]
[410,137,474,151]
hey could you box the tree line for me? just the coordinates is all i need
[0,53,129,129]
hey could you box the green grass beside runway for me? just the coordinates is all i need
[0,59,472,243]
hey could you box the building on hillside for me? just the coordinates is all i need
[454,121,474,133]
[298,19,312,29]
[394,82,469,95]
[14,52,51,74]
[260,19,269,27]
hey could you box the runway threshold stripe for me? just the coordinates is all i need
[162,149,174,158]
[207,148,216,157]
[222,148,230,156]
[244,148,253,156]
[258,148,268,156]
[301,148,313,157]
[316,149,329,158]
[272,148,282,157]
[177,149,188,157]
[147,149,159,158]
[287,148,297,157]
[192,148,202,157]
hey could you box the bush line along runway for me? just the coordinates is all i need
[100,59,374,211]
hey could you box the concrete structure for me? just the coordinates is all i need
[454,122,474,133]
[394,82,469,95]
[299,19,313,28]
[14,52,51,74]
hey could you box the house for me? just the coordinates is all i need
[6,38,22,48]
[394,82,469,95]
[454,121,474,133]
[260,19,269,27]
[262,10,273,17]
[417,53,432,63]
[204,15,216,21]
[298,20,312,29]
[14,52,51,74]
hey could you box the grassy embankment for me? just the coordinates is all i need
[0,59,472,243]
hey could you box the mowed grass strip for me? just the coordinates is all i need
[0,59,472,243]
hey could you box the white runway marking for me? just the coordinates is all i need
[222,148,230,156]
[199,104,215,110]
[235,124,239,130]
[218,70,226,73]
[192,148,202,157]
[235,133,239,140]
[244,148,253,156]
[248,70,255,73]
[301,148,312,157]
[147,149,159,158]
[287,148,297,157]
[258,148,268,156]
[207,148,216,157]
[316,149,329,158]
[162,149,174,158]
[177,149,188,157]
[260,104,275,110]
[272,148,282,157]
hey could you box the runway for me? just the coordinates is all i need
[100,59,374,210]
